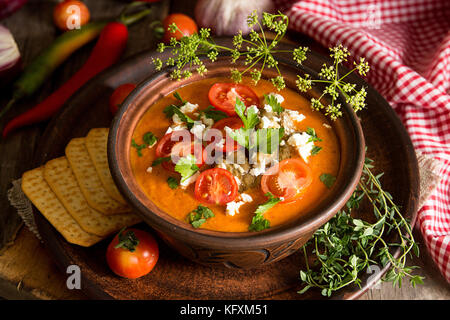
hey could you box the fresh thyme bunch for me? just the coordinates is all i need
[153,11,369,121]
[299,157,424,297]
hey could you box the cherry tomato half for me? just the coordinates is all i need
[261,158,313,203]
[208,83,260,116]
[162,13,198,43]
[194,168,239,205]
[155,130,205,172]
[53,0,90,32]
[109,83,136,115]
[106,228,159,279]
[211,117,244,153]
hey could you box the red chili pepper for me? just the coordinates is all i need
[2,21,129,137]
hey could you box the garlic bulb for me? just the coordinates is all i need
[0,24,20,78]
[195,0,274,36]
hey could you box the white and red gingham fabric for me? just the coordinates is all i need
[273,0,450,281]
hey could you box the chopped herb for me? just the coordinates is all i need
[131,131,158,157]
[256,128,285,154]
[114,228,139,252]
[264,94,284,114]
[187,205,215,228]
[249,192,281,232]
[311,145,322,156]
[173,91,185,104]
[167,177,179,189]
[152,156,171,167]
[154,12,369,120]
[142,132,157,147]
[235,98,259,129]
[306,127,322,143]
[201,105,228,122]
[175,154,199,183]
[163,104,195,129]
[299,156,423,297]
[320,173,336,188]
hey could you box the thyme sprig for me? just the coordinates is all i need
[153,11,369,121]
[299,157,424,297]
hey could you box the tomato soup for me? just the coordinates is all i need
[130,77,340,232]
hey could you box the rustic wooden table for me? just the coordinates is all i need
[0,0,449,300]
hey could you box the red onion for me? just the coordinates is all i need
[0,24,20,82]
[195,0,274,36]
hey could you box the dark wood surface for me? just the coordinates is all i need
[0,0,449,300]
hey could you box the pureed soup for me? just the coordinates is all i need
[130,77,340,232]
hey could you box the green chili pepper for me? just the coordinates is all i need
[0,3,152,120]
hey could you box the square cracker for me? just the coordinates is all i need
[44,157,141,237]
[21,167,102,247]
[85,128,127,205]
[65,137,130,215]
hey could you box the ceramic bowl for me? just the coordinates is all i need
[108,55,365,269]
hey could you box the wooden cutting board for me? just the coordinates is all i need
[30,40,419,300]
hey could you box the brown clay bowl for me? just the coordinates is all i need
[108,55,365,269]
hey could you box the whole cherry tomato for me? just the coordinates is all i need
[106,228,159,279]
[109,83,137,115]
[53,0,90,32]
[162,13,198,43]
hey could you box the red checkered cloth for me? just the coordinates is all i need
[274,0,450,282]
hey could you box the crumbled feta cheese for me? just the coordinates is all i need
[172,113,184,125]
[323,123,332,129]
[240,193,253,203]
[225,193,253,216]
[260,115,281,129]
[226,201,243,216]
[280,140,286,146]
[281,110,305,134]
[146,166,153,173]
[180,171,200,189]
[215,138,225,149]
[169,124,188,132]
[265,92,285,104]
[165,127,173,134]
[180,102,198,114]
[287,132,315,163]
[190,122,206,139]
[285,109,305,122]
[263,104,274,113]
[246,105,259,115]
[250,152,279,176]
[200,113,214,127]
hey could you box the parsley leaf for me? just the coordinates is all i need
[226,127,254,149]
[152,156,171,167]
[187,205,215,228]
[163,105,195,129]
[264,94,284,114]
[311,145,322,156]
[249,192,281,232]
[131,132,157,157]
[167,176,179,189]
[175,154,199,183]
[142,132,157,147]
[320,173,336,188]
[201,105,228,122]
[173,91,185,104]
[235,98,259,129]
[306,127,322,143]
[256,128,285,154]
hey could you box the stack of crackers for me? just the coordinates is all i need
[21,128,141,247]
